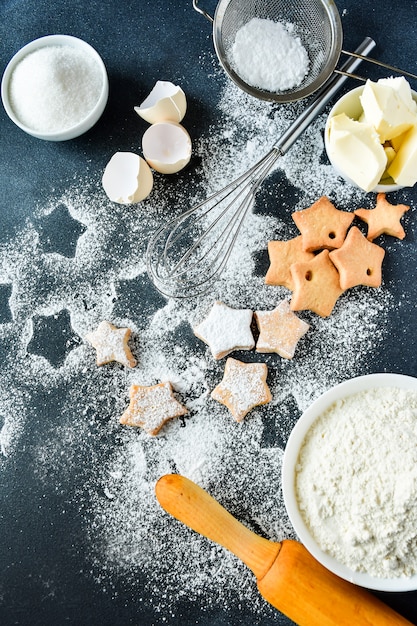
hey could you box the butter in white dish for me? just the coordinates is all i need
[326,77,417,190]
[327,113,387,192]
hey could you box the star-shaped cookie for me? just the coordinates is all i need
[120,381,188,435]
[255,300,309,359]
[329,226,385,289]
[292,196,354,251]
[85,320,137,368]
[290,249,344,317]
[193,301,255,360]
[354,193,410,240]
[211,357,272,422]
[265,236,315,290]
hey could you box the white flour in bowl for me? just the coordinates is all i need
[295,387,417,578]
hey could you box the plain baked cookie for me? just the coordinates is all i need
[290,250,345,317]
[329,226,385,289]
[292,196,354,251]
[354,193,410,240]
[265,236,314,290]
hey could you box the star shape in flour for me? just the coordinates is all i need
[36,203,87,258]
[329,226,385,289]
[265,236,314,290]
[211,357,272,422]
[354,193,410,241]
[290,250,344,317]
[292,196,354,251]
[193,301,254,360]
[255,300,309,359]
[28,309,81,368]
[85,320,137,368]
[120,381,188,435]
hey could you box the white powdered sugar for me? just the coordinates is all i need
[296,388,417,578]
[193,301,255,359]
[231,18,309,92]
[0,54,405,620]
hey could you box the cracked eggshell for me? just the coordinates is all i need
[134,80,187,124]
[102,151,153,204]
[142,122,192,174]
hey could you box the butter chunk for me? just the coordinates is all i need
[360,78,417,143]
[387,124,417,186]
[379,77,417,115]
[391,130,409,152]
[381,145,396,181]
[384,145,396,167]
[328,113,387,192]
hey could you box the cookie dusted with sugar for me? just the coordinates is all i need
[193,301,255,360]
[85,320,137,368]
[255,300,309,359]
[211,357,272,422]
[120,381,188,435]
[292,196,354,251]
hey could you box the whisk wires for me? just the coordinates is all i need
[147,148,280,298]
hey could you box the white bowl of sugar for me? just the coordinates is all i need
[282,373,417,592]
[1,34,109,141]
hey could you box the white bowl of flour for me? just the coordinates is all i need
[1,34,109,141]
[282,373,417,592]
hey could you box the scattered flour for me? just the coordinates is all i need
[0,53,405,622]
[231,18,309,92]
[296,388,417,578]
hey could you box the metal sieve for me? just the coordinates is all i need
[193,0,417,102]
[193,0,342,102]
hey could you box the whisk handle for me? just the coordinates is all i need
[274,36,376,156]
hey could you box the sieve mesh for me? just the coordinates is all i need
[212,0,343,102]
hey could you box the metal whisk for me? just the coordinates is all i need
[146,37,376,298]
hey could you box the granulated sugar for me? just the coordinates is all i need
[9,45,103,133]
[0,64,402,622]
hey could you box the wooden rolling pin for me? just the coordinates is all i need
[155,474,413,626]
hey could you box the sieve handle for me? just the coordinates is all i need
[273,36,376,156]
[340,50,417,82]
[192,0,214,23]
